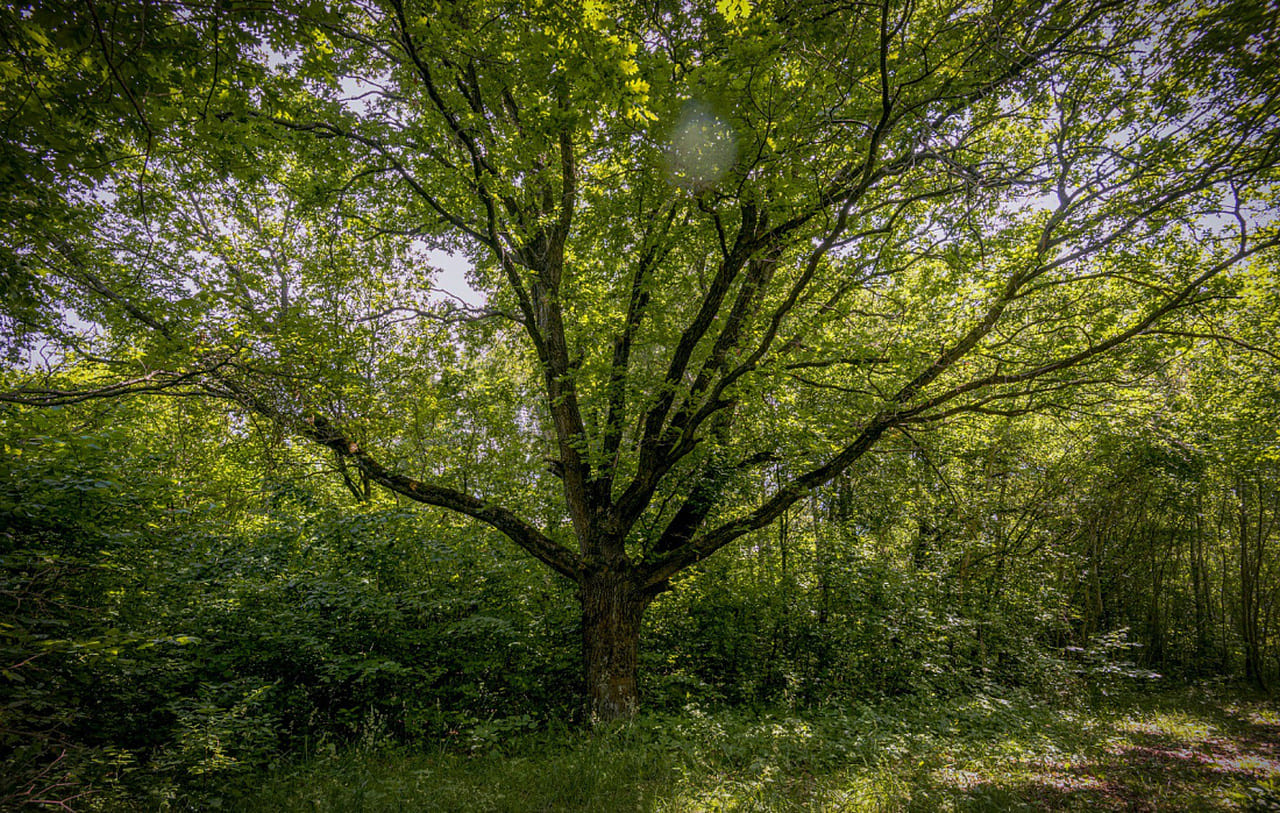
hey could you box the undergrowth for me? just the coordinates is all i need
[202,686,1280,812]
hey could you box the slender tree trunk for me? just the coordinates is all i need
[579,568,653,722]
[1083,520,1104,641]
[1220,540,1231,671]
[814,497,830,628]
[1237,476,1266,689]
[1191,496,1209,671]
[1146,524,1166,666]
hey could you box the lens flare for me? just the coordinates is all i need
[665,101,736,191]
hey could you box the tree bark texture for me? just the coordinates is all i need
[579,569,654,723]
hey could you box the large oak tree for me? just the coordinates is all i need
[3,0,1277,718]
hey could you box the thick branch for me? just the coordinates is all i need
[599,203,678,492]
[0,368,214,406]
[302,414,581,580]
[641,416,892,587]
[896,237,1280,424]
[612,206,760,528]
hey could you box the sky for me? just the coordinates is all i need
[425,249,483,308]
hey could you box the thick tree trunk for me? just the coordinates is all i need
[579,569,653,723]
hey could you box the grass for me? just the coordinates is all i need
[224,686,1279,812]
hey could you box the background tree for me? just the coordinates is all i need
[3,0,1278,719]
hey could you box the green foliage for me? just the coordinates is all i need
[2,0,1279,796]
[645,523,1076,709]
[6,339,1280,802]
[0,400,581,806]
[233,688,1280,812]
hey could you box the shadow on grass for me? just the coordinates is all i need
[912,690,1280,812]
[233,687,1280,812]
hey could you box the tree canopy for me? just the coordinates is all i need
[3,0,1278,718]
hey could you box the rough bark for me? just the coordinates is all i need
[579,568,654,723]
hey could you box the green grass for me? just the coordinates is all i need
[221,687,1278,812]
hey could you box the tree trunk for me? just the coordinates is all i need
[1191,496,1209,671]
[580,569,653,723]
[1238,476,1264,688]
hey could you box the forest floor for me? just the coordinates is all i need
[236,685,1279,812]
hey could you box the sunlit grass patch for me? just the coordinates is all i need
[228,688,1279,813]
